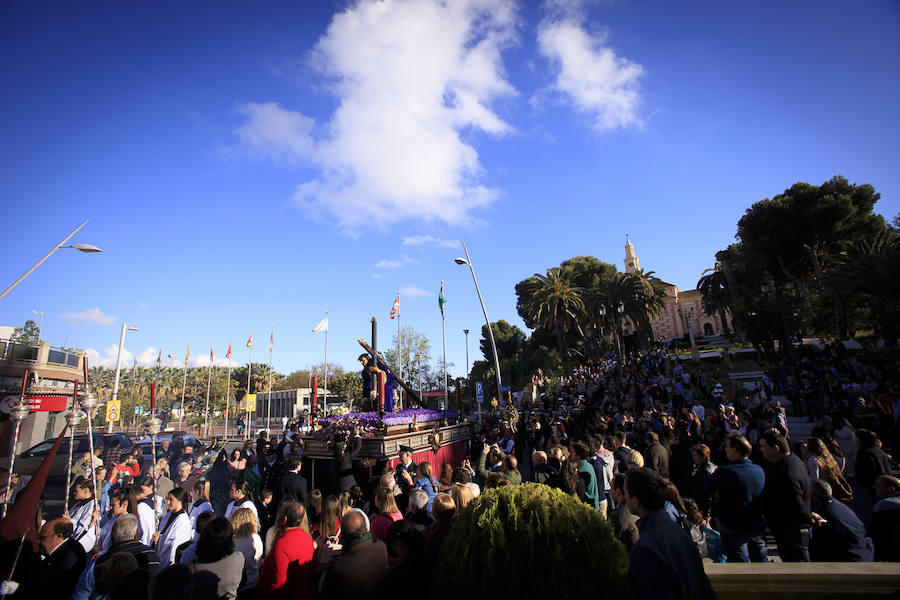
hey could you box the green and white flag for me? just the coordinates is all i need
[439,280,446,317]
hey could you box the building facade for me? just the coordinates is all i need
[623,238,731,341]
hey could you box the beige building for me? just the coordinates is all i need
[623,238,731,341]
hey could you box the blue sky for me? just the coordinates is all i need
[1,0,898,380]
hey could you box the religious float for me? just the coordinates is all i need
[299,327,473,488]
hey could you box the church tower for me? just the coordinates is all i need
[624,235,640,273]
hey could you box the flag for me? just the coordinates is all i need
[246,333,253,348]
[210,345,214,363]
[226,340,232,360]
[390,295,400,319]
[313,317,328,333]
[0,425,68,549]
[439,281,447,317]
[269,329,274,353]
[156,350,162,367]
[185,345,190,366]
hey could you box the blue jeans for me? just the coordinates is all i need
[720,529,768,563]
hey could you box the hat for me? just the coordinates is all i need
[399,445,414,454]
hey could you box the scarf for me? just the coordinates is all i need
[343,531,373,554]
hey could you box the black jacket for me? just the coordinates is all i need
[275,471,309,506]
[21,538,86,600]
[762,453,811,530]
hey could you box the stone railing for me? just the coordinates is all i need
[705,562,900,599]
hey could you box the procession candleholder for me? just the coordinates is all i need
[62,406,85,516]
[144,382,162,532]
[3,398,31,518]
[78,390,101,542]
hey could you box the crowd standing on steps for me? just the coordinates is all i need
[0,339,896,600]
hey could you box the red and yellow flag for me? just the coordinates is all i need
[390,295,400,319]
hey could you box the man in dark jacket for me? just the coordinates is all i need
[609,473,639,552]
[530,451,558,486]
[705,433,767,563]
[275,456,309,507]
[625,468,718,600]
[645,432,670,479]
[808,479,873,562]
[759,430,811,562]
[855,429,893,498]
[871,475,900,561]
[611,431,633,474]
[18,518,86,600]
[320,510,388,599]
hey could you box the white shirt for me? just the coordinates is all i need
[225,497,258,522]
[69,499,96,552]
[189,500,213,528]
[156,511,193,568]
[137,501,157,547]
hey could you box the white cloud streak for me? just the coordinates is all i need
[399,284,432,298]
[536,3,643,131]
[375,255,416,270]
[236,0,519,230]
[84,345,238,369]
[402,235,460,248]
[62,308,115,326]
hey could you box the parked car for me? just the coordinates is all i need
[0,432,133,478]
[133,432,205,464]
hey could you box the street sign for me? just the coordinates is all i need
[476,382,484,404]
[134,406,143,415]
[245,394,256,412]
[420,390,445,398]
[106,400,121,422]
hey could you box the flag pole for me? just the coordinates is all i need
[397,291,402,411]
[224,339,232,438]
[323,312,328,412]
[179,348,188,431]
[267,326,273,432]
[204,344,213,437]
[441,280,448,412]
[246,335,252,440]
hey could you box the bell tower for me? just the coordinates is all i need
[624,235,640,274]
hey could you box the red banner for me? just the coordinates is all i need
[26,395,69,412]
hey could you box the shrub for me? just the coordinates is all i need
[435,483,628,600]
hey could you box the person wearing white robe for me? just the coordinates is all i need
[224,480,258,521]
[68,481,98,552]
[189,481,214,528]
[154,488,193,567]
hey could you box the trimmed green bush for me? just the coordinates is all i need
[435,483,628,600]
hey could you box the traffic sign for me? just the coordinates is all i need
[134,406,143,415]
[476,382,484,404]
[245,394,256,412]
[106,400,121,422]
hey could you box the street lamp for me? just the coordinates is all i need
[463,329,470,410]
[109,324,140,432]
[0,220,102,301]
[455,241,503,409]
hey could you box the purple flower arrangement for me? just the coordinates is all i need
[310,408,457,441]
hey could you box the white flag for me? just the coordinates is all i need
[312,317,328,332]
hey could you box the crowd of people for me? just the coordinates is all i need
[2,341,898,600]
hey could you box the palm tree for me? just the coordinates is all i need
[830,228,900,345]
[521,268,585,368]
[698,265,732,334]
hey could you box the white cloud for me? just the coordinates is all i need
[402,235,460,248]
[536,4,643,131]
[375,255,416,270]
[138,300,149,309]
[84,345,237,369]
[62,308,115,326]
[399,284,432,298]
[236,0,519,230]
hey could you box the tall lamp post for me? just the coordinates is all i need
[463,329,470,411]
[454,241,503,407]
[0,220,102,301]
[109,324,140,432]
